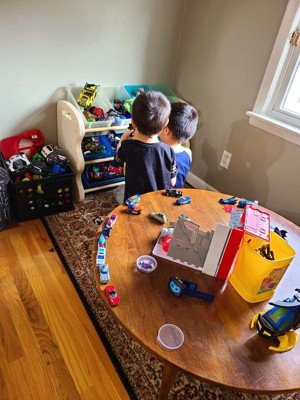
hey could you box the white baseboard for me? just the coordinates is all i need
[186,172,218,192]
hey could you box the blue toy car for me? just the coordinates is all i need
[176,196,192,205]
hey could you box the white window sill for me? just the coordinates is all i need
[247,111,300,146]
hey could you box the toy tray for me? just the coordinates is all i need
[148,84,181,103]
[66,86,114,129]
[124,84,151,97]
[101,87,132,127]
[152,233,203,271]
[82,135,115,161]
[82,161,124,189]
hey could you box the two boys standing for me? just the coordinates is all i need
[115,90,198,201]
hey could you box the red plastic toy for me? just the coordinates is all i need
[105,285,120,307]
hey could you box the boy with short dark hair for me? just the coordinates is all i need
[115,91,177,201]
[160,102,198,188]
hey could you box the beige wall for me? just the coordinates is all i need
[0,0,184,143]
[173,0,300,226]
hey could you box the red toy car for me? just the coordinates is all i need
[105,285,120,307]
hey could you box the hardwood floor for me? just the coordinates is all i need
[0,219,130,400]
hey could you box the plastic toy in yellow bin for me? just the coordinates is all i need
[250,288,300,352]
[77,83,98,109]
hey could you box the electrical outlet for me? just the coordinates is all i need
[220,150,232,169]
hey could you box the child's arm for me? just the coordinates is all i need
[170,176,176,187]
[116,127,135,150]
[170,156,177,187]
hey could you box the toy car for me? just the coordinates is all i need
[150,211,167,224]
[218,196,237,205]
[126,194,141,207]
[77,83,98,109]
[99,264,110,284]
[176,196,192,205]
[127,204,143,215]
[96,234,107,267]
[165,189,183,198]
[106,214,117,228]
[41,144,54,159]
[44,145,70,166]
[6,153,31,174]
[105,285,120,307]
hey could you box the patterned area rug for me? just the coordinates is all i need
[42,187,300,400]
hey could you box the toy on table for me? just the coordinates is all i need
[96,234,107,267]
[168,276,215,302]
[274,227,288,241]
[250,289,300,352]
[161,227,174,237]
[102,214,117,238]
[105,285,120,307]
[99,264,110,284]
[160,235,172,252]
[176,196,192,205]
[150,211,167,224]
[165,189,183,198]
[126,194,143,215]
[237,199,258,208]
[219,196,237,205]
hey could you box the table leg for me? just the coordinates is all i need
[158,363,179,400]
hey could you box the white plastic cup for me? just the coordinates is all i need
[157,324,184,350]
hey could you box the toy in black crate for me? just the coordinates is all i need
[9,167,74,220]
[0,151,74,221]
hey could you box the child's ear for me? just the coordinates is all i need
[162,126,170,135]
[131,120,137,129]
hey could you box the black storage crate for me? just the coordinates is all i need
[1,153,74,221]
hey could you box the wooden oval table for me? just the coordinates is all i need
[92,189,300,399]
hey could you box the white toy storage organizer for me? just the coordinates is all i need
[57,100,127,202]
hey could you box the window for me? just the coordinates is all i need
[247,0,300,145]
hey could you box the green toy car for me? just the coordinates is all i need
[150,211,167,224]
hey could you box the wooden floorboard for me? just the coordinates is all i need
[0,219,130,400]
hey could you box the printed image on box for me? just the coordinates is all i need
[257,267,287,294]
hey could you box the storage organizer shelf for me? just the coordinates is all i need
[57,100,126,202]
[0,152,74,221]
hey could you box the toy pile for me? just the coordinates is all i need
[76,83,113,124]
[87,163,123,183]
[107,89,145,122]
[81,136,106,156]
[1,130,71,183]
[107,98,133,121]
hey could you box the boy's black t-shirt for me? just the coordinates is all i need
[115,140,177,200]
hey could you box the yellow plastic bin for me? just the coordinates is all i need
[230,231,296,303]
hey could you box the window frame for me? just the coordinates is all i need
[247,0,300,145]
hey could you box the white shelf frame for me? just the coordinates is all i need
[57,100,127,202]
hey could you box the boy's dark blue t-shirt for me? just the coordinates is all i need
[115,139,176,200]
